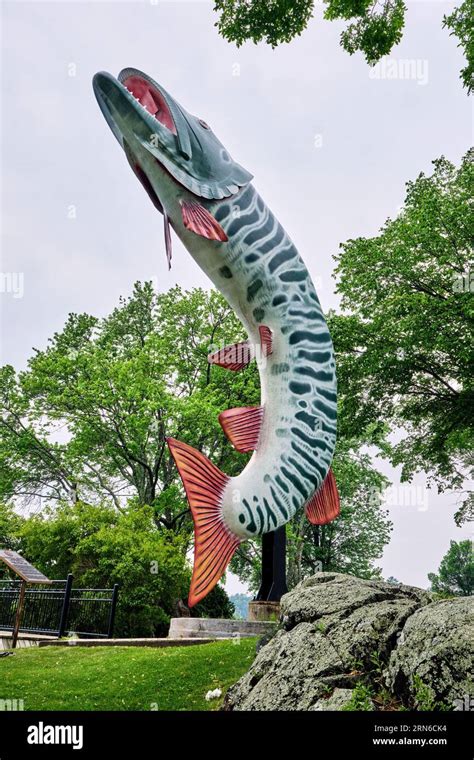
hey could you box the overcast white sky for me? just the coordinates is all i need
[1,0,472,594]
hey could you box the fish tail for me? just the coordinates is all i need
[166,437,241,607]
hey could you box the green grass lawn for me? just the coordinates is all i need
[0,639,257,711]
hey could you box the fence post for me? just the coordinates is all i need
[107,584,119,638]
[58,574,73,638]
[11,580,27,649]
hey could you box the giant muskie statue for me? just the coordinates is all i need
[93,68,339,607]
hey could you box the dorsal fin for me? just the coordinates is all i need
[166,437,240,607]
[219,406,264,452]
[180,200,228,241]
[208,341,253,371]
[305,468,340,525]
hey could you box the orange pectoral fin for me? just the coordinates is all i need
[180,200,228,242]
[305,468,340,525]
[166,437,241,607]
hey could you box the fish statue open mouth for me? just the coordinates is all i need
[93,67,340,607]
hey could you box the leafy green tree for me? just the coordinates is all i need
[0,284,256,616]
[0,503,23,552]
[214,0,315,47]
[0,283,392,600]
[17,500,233,635]
[0,284,259,538]
[214,0,472,94]
[428,539,474,596]
[332,151,474,525]
[0,503,23,580]
[443,0,474,94]
[18,501,187,635]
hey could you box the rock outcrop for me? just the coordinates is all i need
[224,573,473,711]
[385,597,474,708]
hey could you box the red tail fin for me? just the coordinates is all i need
[166,437,241,607]
[305,468,340,525]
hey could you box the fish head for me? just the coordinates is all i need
[93,68,252,268]
[93,67,252,202]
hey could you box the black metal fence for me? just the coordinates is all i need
[0,575,118,638]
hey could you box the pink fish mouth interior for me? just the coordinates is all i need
[122,75,177,135]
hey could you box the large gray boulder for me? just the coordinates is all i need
[385,597,474,708]
[224,572,472,711]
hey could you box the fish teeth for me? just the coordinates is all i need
[124,85,154,117]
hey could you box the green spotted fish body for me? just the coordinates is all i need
[93,67,339,606]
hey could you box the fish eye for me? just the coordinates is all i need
[198,119,210,130]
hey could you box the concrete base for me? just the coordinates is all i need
[248,601,280,622]
[168,617,276,640]
[38,637,217,648]
[0,631,55,651]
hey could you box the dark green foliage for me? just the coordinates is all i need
[213,0,468,93]
[17,502,191,637]
[412,675,452,711]
[0,285,255,629]
[4,500,235,636]
[0,503,22,552]
[213,0,315,47]
[0,284,259,528]
[428,540,474,597]
[337,0,405,65]
[6,502,234,637]
[341,681,374,711]
[443,0,474,94]
[333,151,474,525]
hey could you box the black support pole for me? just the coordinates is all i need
[58,574,73,638]
[255,526,288,602]
[256,532,274,601]
[269,525,288,601]
[107,584,119,638]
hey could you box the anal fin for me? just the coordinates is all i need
[219,406,263,452]
[166,437,241,607]
[305,468,340,525]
